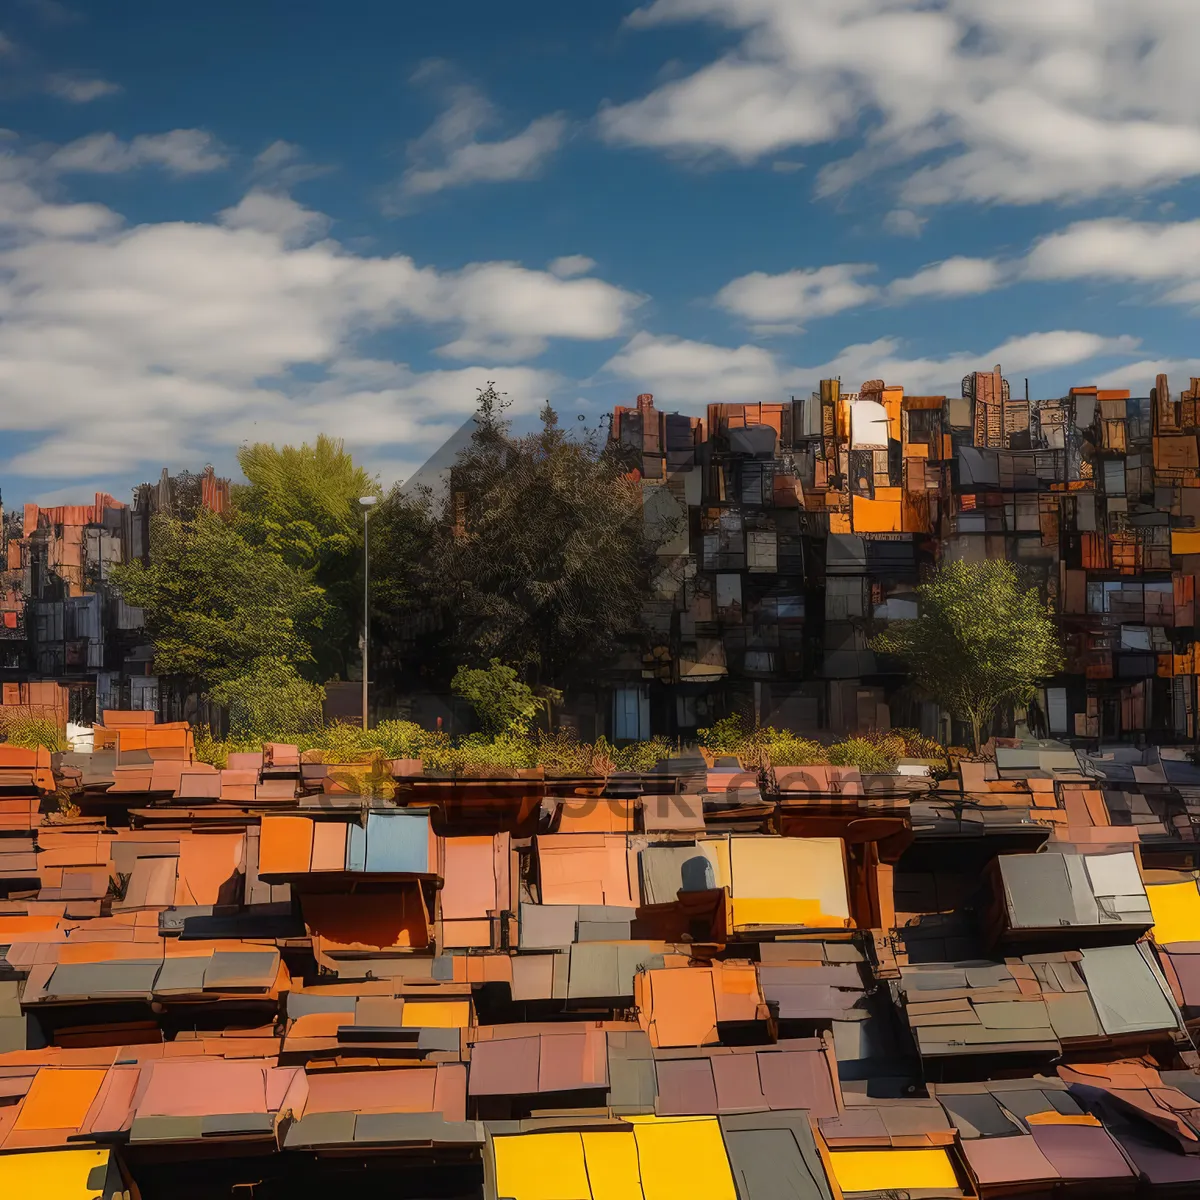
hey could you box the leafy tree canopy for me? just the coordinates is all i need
[235,435,380,676]
[870,559,1064,750]
[112,511,328,686]
[372,387,659,691]
[452,658,544,735]
[208,659,325,741]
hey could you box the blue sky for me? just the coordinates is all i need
[4,0,1200,505]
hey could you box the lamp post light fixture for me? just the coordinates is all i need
[359,496,378,730]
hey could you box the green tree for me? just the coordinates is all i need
[871,559,1064,751]
[235,436,380,678]
[208,659,325,740]
[383,387,660,691]
[452,659,543,734]
[112,511,328,686]
[367,485,450,678]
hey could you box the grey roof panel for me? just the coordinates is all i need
[639,844,714,905]
[1045,991,1102,1040]
[938,1092,1021,1139]
[567,943,619,999]
[130,1115,205,1142]
[354,1112,482,1144]
[1079,944,1179,1036]
[284,1111,357,1148]
[153,955,210,994]
[1001,853,1075,928]
[48,961,161,998]
[721,1111,834,1200]
[204,950,279,989]
[519,904,578,949]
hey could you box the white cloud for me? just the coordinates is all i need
[883,209,926,238]
[715,264,877,330]
[219,189,331,247]
[1025,217,1200,299]
[0,152,637,482]
[427,262,640,360]
[604,327,1139,406]
[602,0,1200,206]
[889,256,1005,299]
[549,254,596,278]
[48,129,229,175]
[398,69,566,199]
[599,59,851,161]
[250,140,333,187]
[44,73,121,103]
[605,331,788,404]
[1095,356,1200,392]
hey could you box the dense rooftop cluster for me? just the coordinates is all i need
[2,715,1200,1197]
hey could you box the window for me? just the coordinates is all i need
[613,687,650,741]
[747,530,778,573]
[744,650,775,673]
[1120,626,1151,651]
[777,595,804,620]
[130,675,159,714]
[1102,458,1126,495]
[740,462,775,506]
[716,574,742,613]
[1046,688,1068,734]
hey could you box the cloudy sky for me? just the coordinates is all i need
[4,0,1200,505]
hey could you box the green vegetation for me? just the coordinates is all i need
[370,388,662,693]
[0,715,67,753]
[111,511,327,687]
[190,719,676,779]
[696,714,946,773]
[871,559,1064,751]
[234,436,380,678]
[207,660,325,741]
[452,659,544,735]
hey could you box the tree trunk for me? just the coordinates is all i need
[970,714,982,754]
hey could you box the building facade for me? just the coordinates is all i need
[609,370,1200,746]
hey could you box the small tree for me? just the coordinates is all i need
[871,560,1064,752]
[111,512,328,688]
[235,436,380,679]
[208,659,325,741]
[452,659,543,735]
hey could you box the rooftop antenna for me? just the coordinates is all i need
[1025,378,1030,402]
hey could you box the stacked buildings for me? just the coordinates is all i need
[611,371,1200,746]
[4,367,1200,748]
[0,468,230,723]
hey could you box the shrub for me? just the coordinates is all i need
[0,715,67,753]
[761,731,827,767]
[208,659,325,741]
[827,737,900,773]
[697,714,757,756]
[870,726,946,760]
[606,735,672,773]
[533,729,614,776]
[451,659,542,735]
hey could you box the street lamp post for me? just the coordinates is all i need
[360,496,378,731]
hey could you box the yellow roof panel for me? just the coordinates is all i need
[493,1132,591,1200]
[0,1148,111,1200]
[401,1000,470,1028]
[582,1131,644,1200]
[729,837,849,921]
[1149,881,1200,946]
[631,1115,737,1200]
[830,1148,958,1193]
